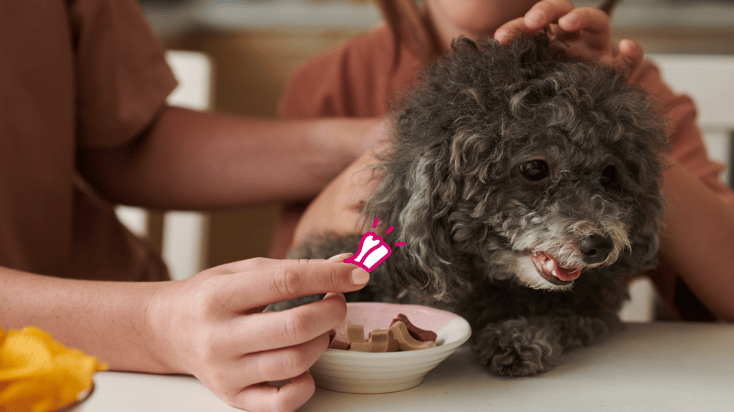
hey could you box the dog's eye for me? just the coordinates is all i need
[600,165,619,190]
[520,160,550,181]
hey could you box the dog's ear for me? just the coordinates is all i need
[363,140,475,302]
[611,182,666,275]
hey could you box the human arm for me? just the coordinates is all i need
[0,256,369,411]
[658,162,734,321]
[77,105,382,211]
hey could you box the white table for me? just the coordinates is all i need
[79,322,734,411]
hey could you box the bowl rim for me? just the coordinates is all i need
[53,382,95,412]
[322,302,472,358]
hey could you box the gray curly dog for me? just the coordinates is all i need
[278,33,669,377]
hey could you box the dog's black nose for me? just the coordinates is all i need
[579,235,614,264]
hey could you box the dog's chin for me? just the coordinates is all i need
[513,254,581,291]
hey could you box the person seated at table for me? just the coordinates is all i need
[275,0,734,322]
[0,1,379,411]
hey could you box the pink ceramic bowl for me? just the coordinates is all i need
[310,302,472,394]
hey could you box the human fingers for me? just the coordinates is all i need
[522,0,576,31]
[494,0,575,44]
[231,332,331,387]
[556,7,611,50]
[557,7,610,35]
[217,253,351,274]
[616,39,644,72]
[232,371,315,412]
[494,16,531,44]
[211,260,368,313]
[205,331,329,396]
[221,292,347,355]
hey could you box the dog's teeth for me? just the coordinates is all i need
[545,260,555,273]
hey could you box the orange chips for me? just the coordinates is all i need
[0,326,108,412]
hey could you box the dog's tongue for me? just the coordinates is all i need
[532,252,582,283]
[554,262,582,282]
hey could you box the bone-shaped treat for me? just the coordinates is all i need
[389,321,436,351]
[349,328,401,352]
[390,313,437,342]
[327,328,350,350]
[329,314,438,352]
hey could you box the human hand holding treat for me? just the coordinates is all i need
[494,0,643,73]
[144,254,369,412]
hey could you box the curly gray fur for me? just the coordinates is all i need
[279,33,668,377]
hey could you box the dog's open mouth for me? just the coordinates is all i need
[530,252,583,286]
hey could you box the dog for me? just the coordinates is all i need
[279,33,668,377]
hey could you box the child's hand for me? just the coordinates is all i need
[145,256,369,412]
[494,0,643,73]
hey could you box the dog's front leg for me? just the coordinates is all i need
[473,314,616,376]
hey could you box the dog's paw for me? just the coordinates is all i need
[474,319,562,377]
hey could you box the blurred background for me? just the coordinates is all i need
[138,0,734,268]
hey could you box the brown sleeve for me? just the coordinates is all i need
[277,33,379,120]
[277,24,411,120]
[278,49,353,119]
[70,0,178,148]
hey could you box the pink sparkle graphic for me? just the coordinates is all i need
[343,218,405,272]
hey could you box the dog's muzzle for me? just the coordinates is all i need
[529,252,583,286]
[578,234,614,265]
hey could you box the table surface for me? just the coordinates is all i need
[79,322,734,412]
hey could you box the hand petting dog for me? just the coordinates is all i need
[495,0,643,73]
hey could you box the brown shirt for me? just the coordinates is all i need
[278,22,734,321]
[0,0,176,281]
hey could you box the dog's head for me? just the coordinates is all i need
[365,34,668,300]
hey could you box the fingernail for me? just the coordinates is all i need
[351,268,370,285]
[327,253,353,262]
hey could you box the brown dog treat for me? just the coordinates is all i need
[348,341,375,352]
[390,313,438,342]
[329,339,350,350]
[349,329,400,352]
[377,329,401,352]
[389,321,437,351]
[346,325,365,344]
[365,329,390,352]
[388,330,401,352]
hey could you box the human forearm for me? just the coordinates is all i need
[0,267,167,372]
[1,257,371,411]
[659,160,734,321]
[78,106,380,210]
